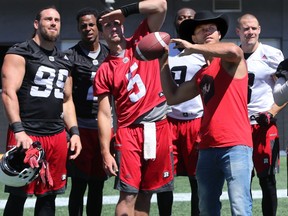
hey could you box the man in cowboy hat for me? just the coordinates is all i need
[159,11,253,215]
[157,7,204,216]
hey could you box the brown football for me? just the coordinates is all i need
[135,32,170,61]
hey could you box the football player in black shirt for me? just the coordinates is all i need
[64,8,112,216]
[1,6,82,216]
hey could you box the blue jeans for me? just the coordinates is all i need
[196,145,253,216]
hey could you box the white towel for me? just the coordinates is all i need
[143,122,156,160]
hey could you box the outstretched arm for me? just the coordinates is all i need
[172,38,246,78]
[173,39,242,62]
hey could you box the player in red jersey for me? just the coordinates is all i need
[64,8,112,216]
[94,0,174,215]
[1,6,81,216]
[159,11,253,215]
[236,14,285,216]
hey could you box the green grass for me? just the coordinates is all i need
[0,156,287,215]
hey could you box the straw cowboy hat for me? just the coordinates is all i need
[179,10,229,43]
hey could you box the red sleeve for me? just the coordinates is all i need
[93,60,113,96]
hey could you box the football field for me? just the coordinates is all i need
[0,155,287,215]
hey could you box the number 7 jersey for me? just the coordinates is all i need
[6,39,73,135]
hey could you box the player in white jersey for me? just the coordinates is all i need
[168,54,204,120]
[236,14,285,216]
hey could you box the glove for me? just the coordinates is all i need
[40,160,54,188]
[275,59,288,80]
[275,69,288,80]
[23,145,40,168]
[253,112,274,127]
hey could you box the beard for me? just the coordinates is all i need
[40,28,59,42]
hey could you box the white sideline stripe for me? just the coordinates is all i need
[0,190,287,209]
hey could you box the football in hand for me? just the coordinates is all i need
[135,32,170,61]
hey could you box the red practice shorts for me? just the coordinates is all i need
[168,116,201,177]
[5,129,67,197]
[251,123,280,177]
[114,119,174,193]
[67,128,114,181]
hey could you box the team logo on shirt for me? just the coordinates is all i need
[49,56,55,62]
[163,171,170,178]
[200,75,214,105]
[261,55,268,60]
[61,174,67,181]
[123,57,129,64]
[92,59,99,65]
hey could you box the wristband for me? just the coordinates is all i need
[69,126,80,136]
[267,111,274,118]
[120,2,140,17]
[10,121,25,133]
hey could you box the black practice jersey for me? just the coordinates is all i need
[6,39,73,135]
[65,42,109,119]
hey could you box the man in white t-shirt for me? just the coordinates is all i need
[236,13,285,216]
